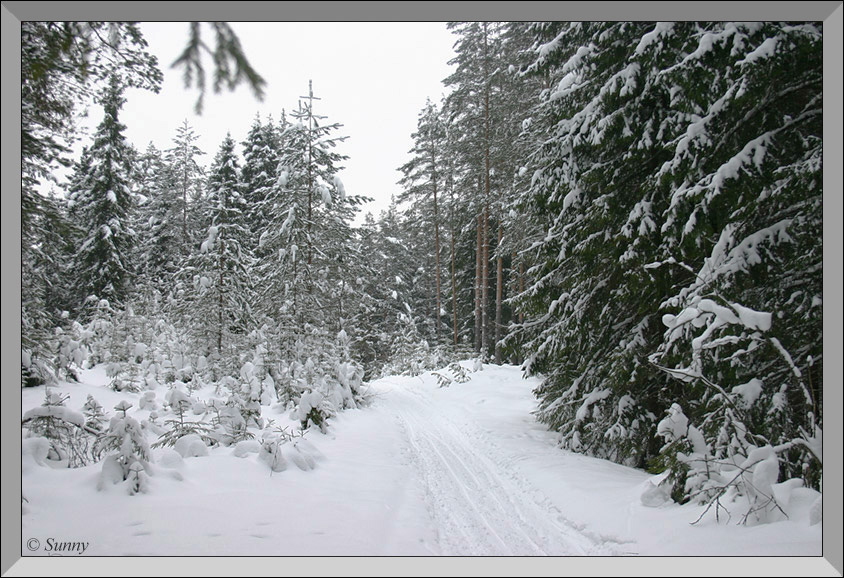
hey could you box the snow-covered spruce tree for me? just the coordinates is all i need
[96,400,151,494]
[641,22,823,504]
[21,22,162,227]
[255,84,368,377]
[133,142,183,300]
[20,23,162,383]
[21,389,100,467]
[164,119,206,252]
[71,74,138,309]
[74,296,118,367]
[510,21,823,492]
[240,113,280,257]
[21,190,79,387]
[247,111,300,365]
[333,328,368,408]
[52,319,89,383]
[178,133,256,378]
[510,22,677,467]
[82,394,108,433]
[352,208,417,376]
[152,389,215,450]
[381,313,443,378]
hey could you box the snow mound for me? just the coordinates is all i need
[640,472,672,507]
[22,405,85,428]
[153,447,185,469]
[173,434,210,458]
[232,439,261,458]
[21,437,51,469]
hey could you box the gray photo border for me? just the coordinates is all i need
[3,1,842,576]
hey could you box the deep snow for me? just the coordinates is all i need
[15,362,833,574]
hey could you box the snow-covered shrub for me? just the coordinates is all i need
[107,364,144,392]
[257,425,311,473]
[240,361,270,410]
[82,394,107,433]
[652,402,821,525]
[449,362,472,383]
[273,360,299,407]
[257,426,297,473]
[230,370,265,430]
[152,389,215,450]
[296,390,331,433]
[21,389,99,467]
[207,398,254,446]
[21,349,56,388]
[381,314,446,377]
[432,371,452,388]
[78,297,117,367]
[96,401,152,494]
[244,334,276,406]
[53,322,88,382]
[138,391,158,411]
[334,329,370,408]
[433,361,473,388]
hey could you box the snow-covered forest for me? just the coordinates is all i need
[19,20,826,563]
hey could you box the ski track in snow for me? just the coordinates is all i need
[384,379,623,556]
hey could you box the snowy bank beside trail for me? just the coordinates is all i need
[20,362,822,559]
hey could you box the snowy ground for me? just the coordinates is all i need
[16,362,831,574]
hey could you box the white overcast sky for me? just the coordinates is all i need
[102,21,458,222]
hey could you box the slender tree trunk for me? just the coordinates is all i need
[217,245,224,355]
[451,222,458,347]
[307,140,313,266]
[293,256,300,350]
[481,21,492,358]
[339,276,344,332]
[432,155,442,344]
[481,202,489,357]
[474,212,482,352]
[519,261,525,325]
[305,81,315,267]
[494,226,503,364]
[182,159,188,249]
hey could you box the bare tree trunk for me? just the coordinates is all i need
[474,212,482,353]
[451,222,458,347]
[481,202,489,357]
[432,150,442,344]
[519,261,525,325]
[481,22,491,359]
[494,226,503,364]
[217,244,224,355]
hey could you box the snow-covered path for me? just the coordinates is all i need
[20,363,823,560]
[385,377,619,555]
